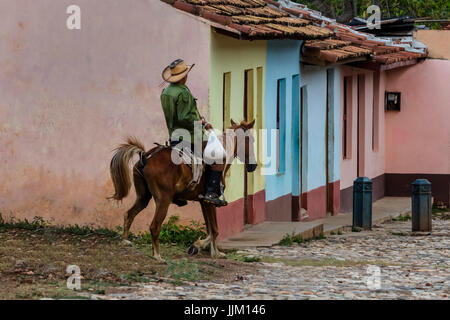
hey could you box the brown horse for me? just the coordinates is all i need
[109,119,257,261]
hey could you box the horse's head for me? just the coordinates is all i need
[229,119,257,173]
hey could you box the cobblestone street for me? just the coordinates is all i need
[103,215,449,300]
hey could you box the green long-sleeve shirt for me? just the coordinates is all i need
[160,83,205,144]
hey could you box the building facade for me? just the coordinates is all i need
[209,31,267,240]
[3,0,445,241]
[0,0,211,229]
[299,63,341,219]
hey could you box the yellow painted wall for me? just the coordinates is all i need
[209,31,266,203]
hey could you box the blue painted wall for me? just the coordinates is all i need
[264,40,302,202]
[299,64,341,193]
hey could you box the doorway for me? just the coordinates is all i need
[357,74,365,177]
[291,75,300,221]
[326,69,335,214]
[300,85,308,220]
[243,69,254,225]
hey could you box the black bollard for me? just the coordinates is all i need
[411,179,432,232]
[353,177,372,230]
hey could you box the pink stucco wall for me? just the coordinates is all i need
[340,66,386,190]
[385,59,450,175]
[0,0,211,230]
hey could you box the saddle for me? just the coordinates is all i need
[145,142,205,192]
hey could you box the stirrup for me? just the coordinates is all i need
[199,193,227,207]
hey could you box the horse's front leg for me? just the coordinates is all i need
[206,203,225,259]
[188,202,212,255]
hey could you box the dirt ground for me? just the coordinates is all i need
[0,227,252,300]
[1,210,448,300]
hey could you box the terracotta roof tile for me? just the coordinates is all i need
[291,1,427,66]
[161,0,333,40]
[303,39,371,63]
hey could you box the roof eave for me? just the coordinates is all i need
[349,58,421,71]
[301,55,368,67]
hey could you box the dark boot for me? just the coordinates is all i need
[202,170,227,207]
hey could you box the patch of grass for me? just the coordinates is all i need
[338,231,343,235]
[392,214,411,222]
[435,212,450,220]
[166,258,201,285]
[351,227,362,232]
[432,206,449,220]
[0,218,244,299]
[391,231,406,236]
[0,215,122,239]
[226,251,261,263]
[241,256,261,263]
[432,200,448,212]
[278,231,326,246]
[120,271,151,283]
[278,233,294,246]
[0,214,206,248]
[10,280,95,300]
[131,215,207,247]
[0,215,49,232]
[315,233,326,240]
[278,232,306,246]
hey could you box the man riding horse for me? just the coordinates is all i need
[161,59,227,207]
[109,59,257,260]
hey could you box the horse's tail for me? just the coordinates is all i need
[109,136,146,201]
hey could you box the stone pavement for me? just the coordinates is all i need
[219,197,411,250]
[97,212,449,300]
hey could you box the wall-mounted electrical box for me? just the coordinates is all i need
[385,91,401,111]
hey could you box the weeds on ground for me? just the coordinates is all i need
[131,215,207,247]
[166,258,200,285]
[0,214,229,298]
[0,214,206,248]
[0,214,121,239]
[278,231,325,246]
[278,232,297,246]
[315,233,326,240]
[120,271,151,283]
[226,251,261,263]
[432,205,449,220]
[392,214,411,222]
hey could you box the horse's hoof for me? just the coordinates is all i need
[151,256,166,264]
[122,239,132,246]
[187,245,199,256]
[211,251,226,259]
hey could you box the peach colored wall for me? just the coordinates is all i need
[340,66,386,190]
[414,30,450,60]
[0,0,211,230]
[385,59,450,174]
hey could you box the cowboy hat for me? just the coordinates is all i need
[162,59,195,83]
